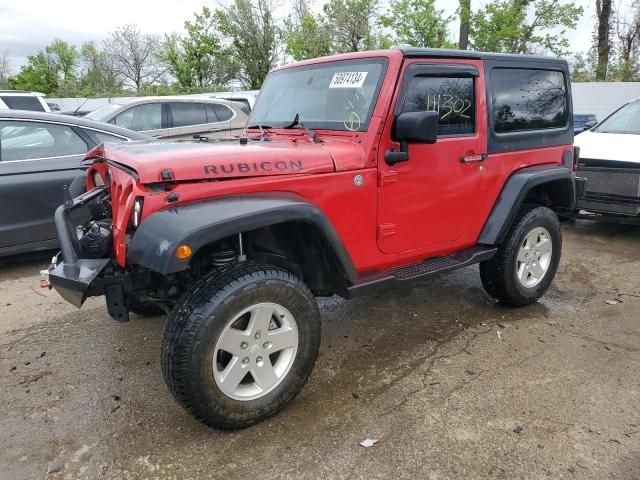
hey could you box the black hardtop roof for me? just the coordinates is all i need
[400,47,567,65]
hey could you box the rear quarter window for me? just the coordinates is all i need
[212,103,234,122]
[491,69,568,133]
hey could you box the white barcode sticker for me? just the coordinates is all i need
[329,71,368,88]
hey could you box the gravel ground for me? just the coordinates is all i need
[0,221,639,480]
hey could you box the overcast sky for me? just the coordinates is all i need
[0,0,603,73]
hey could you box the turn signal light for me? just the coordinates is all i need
[176,245,193,260]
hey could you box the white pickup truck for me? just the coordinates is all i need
[574,99,640,222]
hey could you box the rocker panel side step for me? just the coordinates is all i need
[391,246,496,280]
[347,246,497,298]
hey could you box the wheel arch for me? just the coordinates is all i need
[127,193,357,295]
[478,165,575,245]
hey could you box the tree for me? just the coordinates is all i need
[161,7,236,90]
[458,0,471,49]
[613,4,640,81]
[9,52,58,93]
[284,0,332,61]
[104,25,166,93]
[595,0,613,80]
[470,0,583,56]
[323,0,379,53]
[380,0,453,48]
[79,41,124,96]
[570,50,597,81]
[215,0,281,89]
[0,52,11,88]
[46,39,78,83]
[161,33,194,89]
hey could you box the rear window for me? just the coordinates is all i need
[491,69,568,133]
[1,95,45,112]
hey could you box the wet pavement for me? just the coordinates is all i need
[1,221,639,479]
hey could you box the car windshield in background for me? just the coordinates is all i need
[249,59,387,132]
[593,100,640,135]
[85,103,125,122]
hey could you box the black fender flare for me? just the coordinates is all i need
[478,165,575,245]
[127,193,357,280]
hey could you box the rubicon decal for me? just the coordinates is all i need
[204,160,304,176]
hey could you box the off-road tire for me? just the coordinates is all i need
[161,262,321,429]
[126,296,165,317]
[480,205,561,307]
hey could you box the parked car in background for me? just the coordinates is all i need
[205,90,259,113]
[0,111,149,256]
[47,102,62,112]
[574,113,597,135]
[85,97,248,140]
[0,91,50,112]
[574,99,640,221]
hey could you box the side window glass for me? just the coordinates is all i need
[0,121,87,161]
[206,104,220,122]
[169,102,207,127]
[401,76,475,136]
[115,103,162,131]
[212,104,234,122]
[89,131,128,144]
[0,96,46,112]
[492,69,567,133]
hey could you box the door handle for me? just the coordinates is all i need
[461,153,487,163]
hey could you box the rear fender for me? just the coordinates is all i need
[478,165,575,245]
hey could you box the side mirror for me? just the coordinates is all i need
[385,111,439,166]
[394,111,439,144]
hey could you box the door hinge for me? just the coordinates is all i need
[378,170,398,186]
[377,223,397,239]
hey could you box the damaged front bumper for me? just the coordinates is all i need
[48,187,111,308]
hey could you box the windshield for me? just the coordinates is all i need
[86,103,124,122]
[593,100,640,135]
[249,58,387,132]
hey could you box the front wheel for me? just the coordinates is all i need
[161,263,321,429]
[480,205,561,307]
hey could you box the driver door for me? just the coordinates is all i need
[377,59,490,256]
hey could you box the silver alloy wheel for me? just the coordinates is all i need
[515,226,553,288]
[213,302,299,401]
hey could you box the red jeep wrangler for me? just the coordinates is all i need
[49,49,578,429]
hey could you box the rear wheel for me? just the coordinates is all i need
[161,263,320,429]
[480,205,561,306]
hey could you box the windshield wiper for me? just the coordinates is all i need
[282,113,323,143]
[246,124,272,141]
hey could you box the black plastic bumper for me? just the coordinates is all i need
[48,187,110,307]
